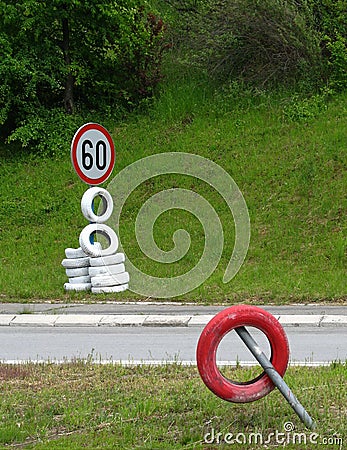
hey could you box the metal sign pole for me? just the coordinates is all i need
[235,326,316,430]
[89,184,94,244]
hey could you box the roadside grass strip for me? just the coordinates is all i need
[0,362,345,449]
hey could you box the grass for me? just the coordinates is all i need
[0,76,346,303]
[0,362,345,449]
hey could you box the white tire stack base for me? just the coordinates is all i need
[62,247,91,291]
[89,252,129,294]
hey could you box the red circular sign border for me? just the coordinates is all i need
[71,123,115,185]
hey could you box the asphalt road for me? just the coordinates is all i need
[1,325,346,365]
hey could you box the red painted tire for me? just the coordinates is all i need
[196,305,289,403]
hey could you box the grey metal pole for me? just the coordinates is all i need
[89,185,95,244]
[235,326,316,430]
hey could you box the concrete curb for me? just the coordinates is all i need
[0,314,346,327]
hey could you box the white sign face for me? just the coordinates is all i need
[71,123,115,185]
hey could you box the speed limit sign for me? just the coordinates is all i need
[71,123,115,185]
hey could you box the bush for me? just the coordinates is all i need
[165,0,322,86]
[6,108,86,157]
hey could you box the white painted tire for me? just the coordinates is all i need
[64,282,92,291]
[92,284,128,294]
[91,272,129,287]
[79,224,118,257]
[89,253,125,267]
[89,263,125,277]
[65,247,87,259]
[81,187,114,223]
[68,275,91,284]
[65,267,89,277]
[61,257,90,269]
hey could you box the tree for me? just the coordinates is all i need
[0,0,165,151]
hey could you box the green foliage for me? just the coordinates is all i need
[307,0,347,38]
[6,108,85,157]
[0,0,166,154]
[324,33,347,90]
[307,0,347,90]
[282,86,333,121]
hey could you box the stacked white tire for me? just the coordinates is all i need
[89,252,129,293]
[62,186,129,294]
[62,247,91,291]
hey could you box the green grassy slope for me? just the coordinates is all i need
[0,88,346,303]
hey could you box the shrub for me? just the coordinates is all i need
[282,87,332,121]
[165,0,322,86]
